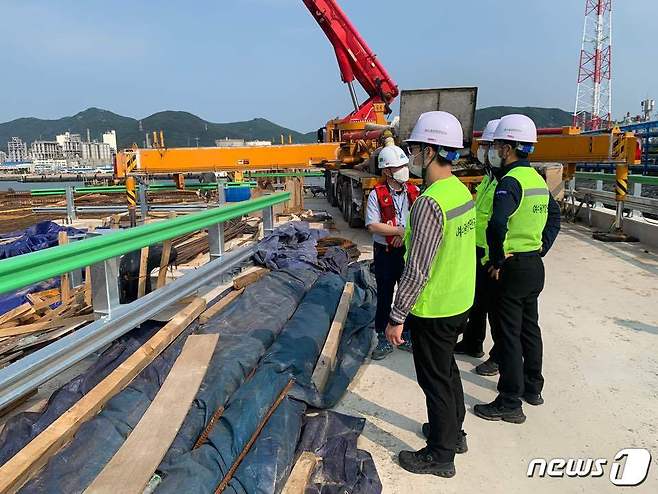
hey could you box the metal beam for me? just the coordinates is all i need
[0,245,255,411]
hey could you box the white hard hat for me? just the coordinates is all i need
[406,111,464,149]
[493,114,538,143]
[378,145,409,169]
[479,119,501,143]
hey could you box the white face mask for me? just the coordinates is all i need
[477,147,487,165]
[392,167,409,183]
[407,152,422,177]
[488,147,503,168]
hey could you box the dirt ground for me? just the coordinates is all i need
[306,196,658,494]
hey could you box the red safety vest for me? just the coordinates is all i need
[374,182,420,247]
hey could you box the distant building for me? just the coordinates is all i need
[246,140,272,147]
[33,159,67,174]
[31,140,63,161]
[81,141,112,164]
[0,151,6,163]
[56,132,83,159]
[102,130,117,152]
[216,138,246,147]
[7,137,29,162]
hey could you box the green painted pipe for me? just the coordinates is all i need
[246,172,324,178]
[575,172,658,186]
[0,192,290,295]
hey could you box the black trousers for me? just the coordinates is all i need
[408,310,469,462]
[491,254,545,409]
[373,243,405,337]
[460,247,497,356]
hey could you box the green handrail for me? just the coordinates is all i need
[575,172,658,186]
[246,172,324,178]
[0,192,289,295]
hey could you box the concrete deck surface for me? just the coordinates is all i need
[305,197,658,494]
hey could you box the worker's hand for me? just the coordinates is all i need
[391,235,404,248]
[488,266,501,281]
[385,323,405,346]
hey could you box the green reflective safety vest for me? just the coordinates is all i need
[404,175,476,318]
[475,174,497,256]
[500,166,549,256]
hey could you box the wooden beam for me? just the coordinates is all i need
[0,304,32,327]
[199,289,244,325]
[84,266,92,307]
[84,334,218,494]
[155,213,176,290]
[58,232,71,303]
[281,452,320,494]
[311,282,354,393]
[156,241,172,289]
[232,268,269,290]
[0,297,206,494]
[137,246,149,298]
[0,315,96,339]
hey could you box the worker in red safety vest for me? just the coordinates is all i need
[366,145,420,359]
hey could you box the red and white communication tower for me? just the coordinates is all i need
[573,0,613,131]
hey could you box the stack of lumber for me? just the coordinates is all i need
[316,237,360,262]
[172,217,260,265]
[0,286,94,370]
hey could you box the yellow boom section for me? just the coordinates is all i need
[116,143,340,177]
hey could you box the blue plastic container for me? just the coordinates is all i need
[224,185,252,202]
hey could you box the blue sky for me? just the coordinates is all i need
[1,0,655,131]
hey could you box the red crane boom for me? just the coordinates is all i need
[302,0,399,123]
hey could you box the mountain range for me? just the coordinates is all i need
[0,106,574,153]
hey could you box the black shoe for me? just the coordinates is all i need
[421,424,468,454]
[398,447,456,478]
[473,401,526,424]
[523,393,544,406]
[454,340,485,359]
[371,340,394,360]
[475,358,499,376]
[398,340,413,353]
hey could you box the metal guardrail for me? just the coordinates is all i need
[575,188,658,215]
[1,192,288,295]
[575,172,658,186]
[0,192,290,409]
[0,244,255,411]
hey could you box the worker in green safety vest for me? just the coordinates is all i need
[454,119,502,373]
[473,114,561,425]
[385,111,475,479]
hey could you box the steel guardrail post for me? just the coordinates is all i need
[595,180,603,208]
[262,206,274,234]
[90,257,121,316]
[66,186,77,223]
[138,183,149,221]
[632,182,643,218]
[208,222,225,261]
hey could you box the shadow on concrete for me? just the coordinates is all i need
[614,317,658,336]
[561,225,658,276]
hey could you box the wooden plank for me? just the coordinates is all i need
[84,334,218,494]
[311,282,355,393]
[0,297,207,494]
[156,241,172,289]
[232,268,269,290]
[137,246,149,298]
[199,289,244,325]
[0,315,95,339]
[0,304,32,327]
[84,266,92,307]
[58,232,71,303]
[281,452,320,494]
